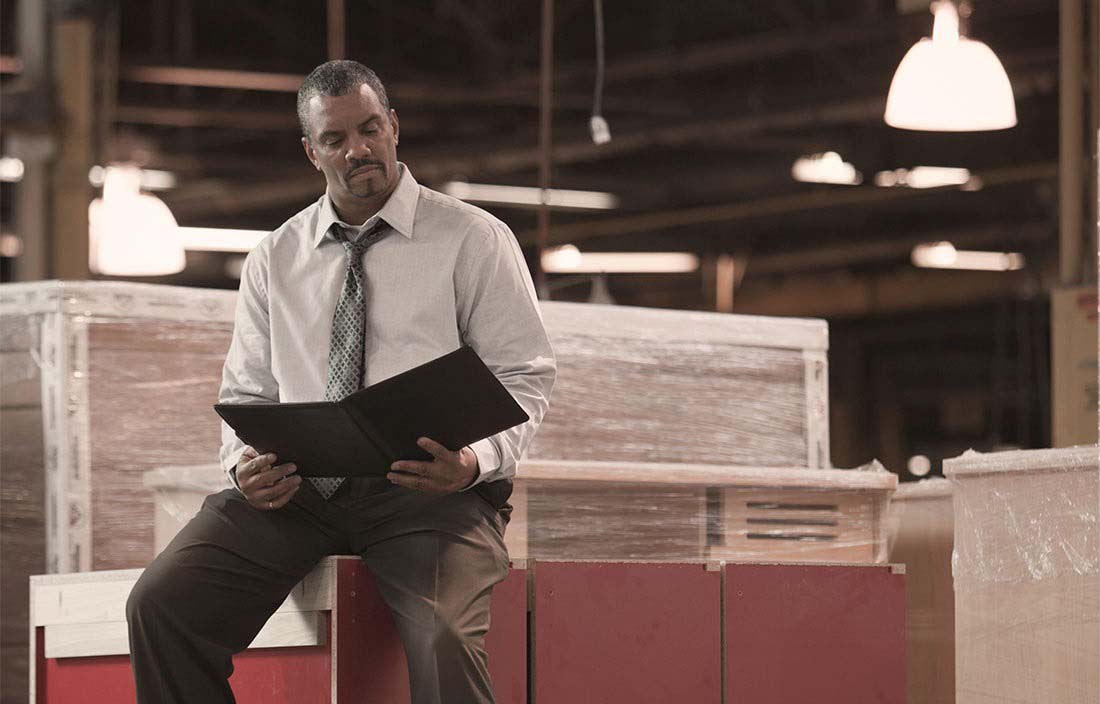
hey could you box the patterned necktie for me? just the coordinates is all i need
[310,219,391,499]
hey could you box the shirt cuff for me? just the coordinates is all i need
[223,447,248,493]
[464,438,501,490]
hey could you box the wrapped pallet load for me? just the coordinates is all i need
[2,281,844,700]
[945,446,1099,704]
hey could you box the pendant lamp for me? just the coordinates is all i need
[88,164,185,276]
[884,1,1016,131]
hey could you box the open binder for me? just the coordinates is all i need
[214,346,528,477]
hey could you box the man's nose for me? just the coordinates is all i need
[346,135,372,160]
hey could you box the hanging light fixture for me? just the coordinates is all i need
[791,152,863,186]
[88,163,185,276]
[542,245,700,273]
[884,1,1016,131]
[911,241,1026,271]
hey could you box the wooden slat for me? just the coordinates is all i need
[715,489,880,562]
[43,611,326,658]
[32,558,342,627]
[519,460,897,490]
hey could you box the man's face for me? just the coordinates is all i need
[301,83,400,210]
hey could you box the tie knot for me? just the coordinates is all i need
[331,220,390,256]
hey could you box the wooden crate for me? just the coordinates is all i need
[0,281,237,576]
[887,478,955,704]
[1,311,46,704]
[1,285,831,574]
[29,557,528,704]
[141,465,231,553]
[509,460,895,562]
[724,563,906,704]
[534,303,830,468]
[945,447,1099,704]
[1,281,236,701]
[531,561,905,704]
[3,282,834,699]
[31,559,903,704]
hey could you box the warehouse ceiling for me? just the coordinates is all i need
[1,0,1068,312]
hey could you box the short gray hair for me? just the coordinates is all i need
[297,60,390,139]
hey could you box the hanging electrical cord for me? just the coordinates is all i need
[590,0,611,144]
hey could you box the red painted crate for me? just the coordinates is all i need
[30,556,527,704]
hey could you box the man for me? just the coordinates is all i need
[126,60,556,704]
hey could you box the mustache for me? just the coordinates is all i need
[346,161,383,178]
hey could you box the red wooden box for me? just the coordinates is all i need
[30,556,527,704]
[32,559,904,703]
[530,561,905,704]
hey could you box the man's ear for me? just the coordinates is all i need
[302,136,320,171]
[390,109,400,146]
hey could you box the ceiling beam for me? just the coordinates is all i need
[742,222,1051,275]
[112,104,435,132]
[729,267,1038,319]
[0,55,23,73]
[113,63,683,113]
[502,0,1051,88]
[115,105,299,130]
[514,162,1058,246]
[161,62,1056,219]
[34,0,1047,106]
[618,266,1040,318]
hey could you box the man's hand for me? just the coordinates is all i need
[388,437,479,495]
[235,446,302,510]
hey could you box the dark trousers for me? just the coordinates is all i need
[126,478,510,704]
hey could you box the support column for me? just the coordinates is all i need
[1089,0,1099,282]
[327,0,346,60]
[10,0,51,281]
[1059,0,1085,285]
[50,5,95,279]
[535,0,553,297]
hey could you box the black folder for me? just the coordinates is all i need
[214,346,528,477]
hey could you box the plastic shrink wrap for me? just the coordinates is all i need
[508,459,892,562]
[1,281,837,701]
[0,283,834,573]
[887,477,955,704]
[945,446,1099,704]
[0,281,236,703]
[143,460,895,565]
[534,302,830,469]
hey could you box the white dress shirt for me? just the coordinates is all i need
[218,163,556,490]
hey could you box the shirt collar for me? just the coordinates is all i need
[312,162,419,248]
